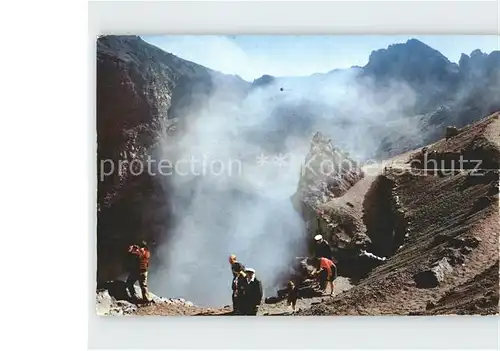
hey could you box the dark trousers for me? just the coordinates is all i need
[319,265,336,290]
[319,270,328,290]
[232,293,241,315]
[241,305,258,316]
[126,270,149,301]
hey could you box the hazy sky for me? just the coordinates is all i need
[143,35,499,81]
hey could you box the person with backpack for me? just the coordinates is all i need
[126,240,151,303]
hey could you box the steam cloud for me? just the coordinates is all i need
[148,62,422,307]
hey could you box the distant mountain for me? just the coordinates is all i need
[249,38,500,156]
[363,38,459,87]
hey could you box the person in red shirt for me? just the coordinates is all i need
[312,257,337,296]
[126,240,151,303]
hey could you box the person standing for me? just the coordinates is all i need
[314,234,333,260]
[126,240,151,303]
[228,254,246,315]
[286,280,299,313]
[241,268,263,316]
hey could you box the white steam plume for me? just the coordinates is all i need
[149,64,421,307]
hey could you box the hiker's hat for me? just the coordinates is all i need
[245,268,256,274]
[314,234,323,241]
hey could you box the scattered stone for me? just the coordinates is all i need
[445,126,459,139]
[265,296,283,304]
[414,258,453,288]
[116,300,139,314]
[408,311,424,316]
[443,248,466,265]
[96,290,138,316]
[96,280,199,315]
[460,246,473,255]
[463,236,481,248]
[434,235,481,250]
[472,196,494,211]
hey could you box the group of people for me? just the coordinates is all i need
[285,234,338,313]
[228,233,337,315]
[122,234,337,312]
[229,254,263,315]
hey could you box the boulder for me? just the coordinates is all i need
[96,290,138,316]
[96,279,197,315]
[264,296,283,304]
[414,258,453,288]
[445,126,459,139]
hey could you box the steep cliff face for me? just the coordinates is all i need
[97,35,248,209]
[291,132,366,271]
[97,35,175,282]
[96,35,248,282]
[293,132,364,209]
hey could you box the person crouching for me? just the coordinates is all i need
[312,256,337,296]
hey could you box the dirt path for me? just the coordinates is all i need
[133,276,353,316]
[259,276,353,315]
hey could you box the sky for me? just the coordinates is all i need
[143,35,499,81]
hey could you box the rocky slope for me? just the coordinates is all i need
[291,132,368,275]
[96,280,199,316]
[297,112,499,315]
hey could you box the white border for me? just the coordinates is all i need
[88,1,500,349]
[89,1,500,34]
